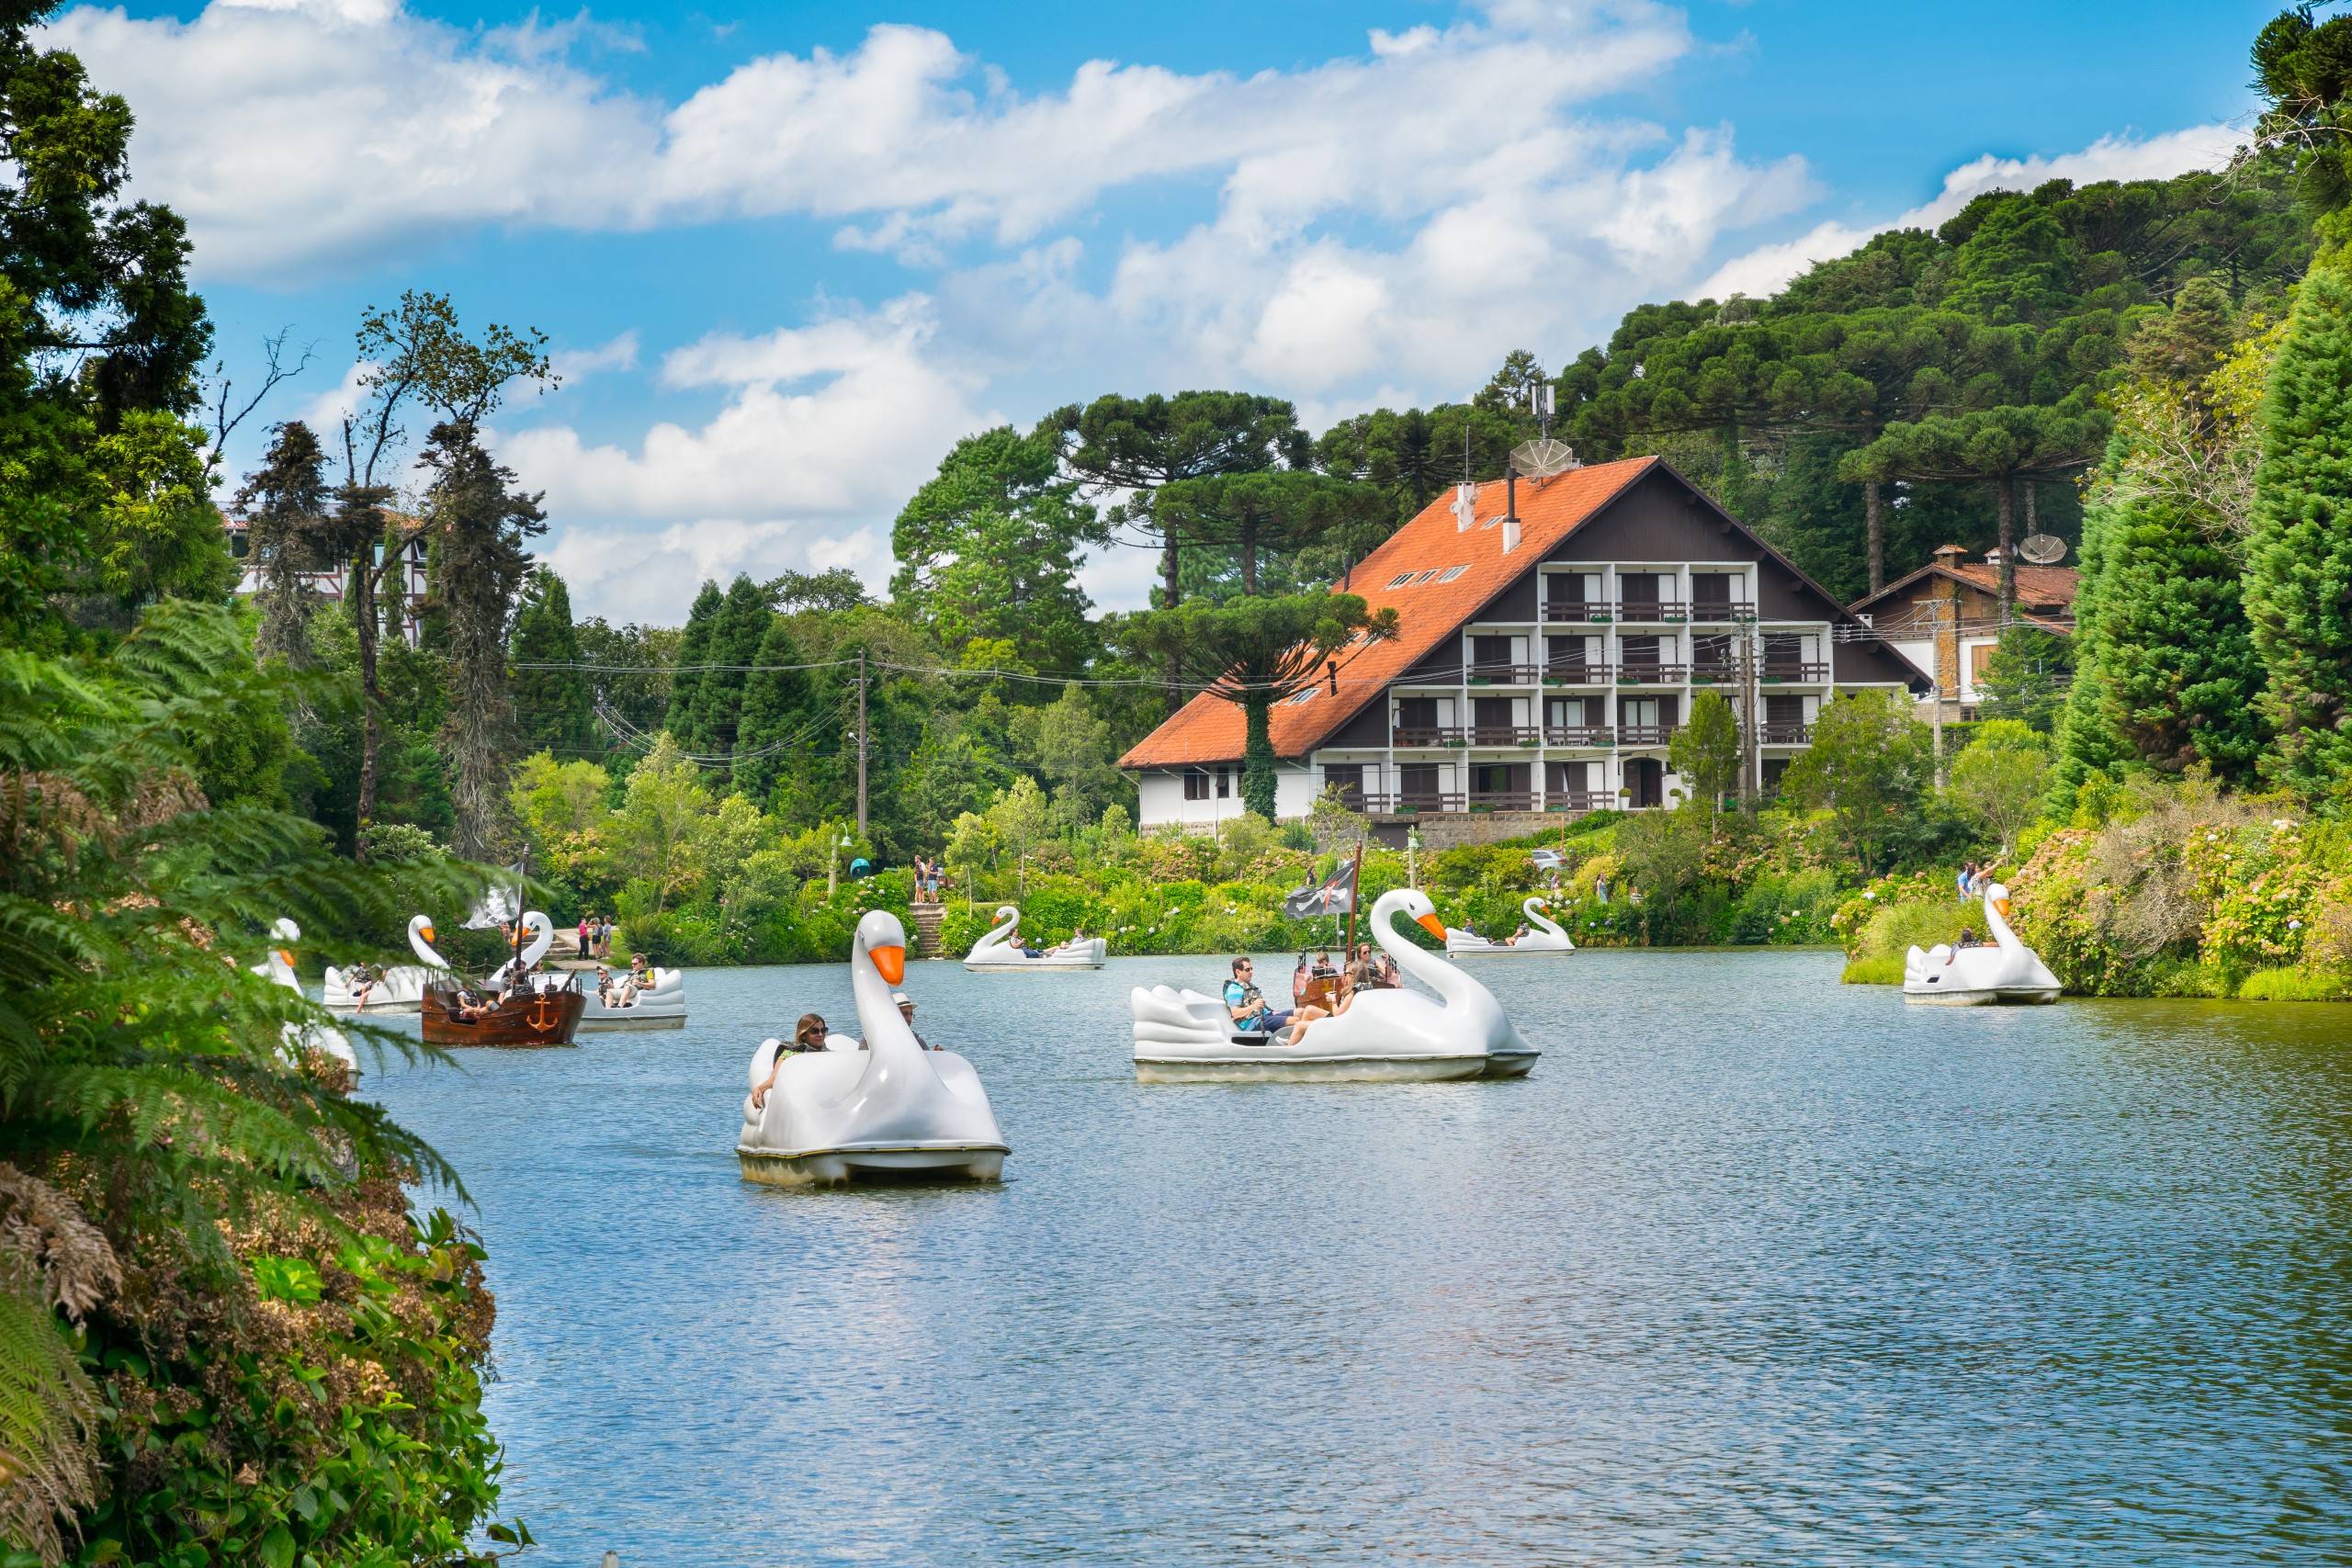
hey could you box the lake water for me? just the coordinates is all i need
[360,951,2352,1566]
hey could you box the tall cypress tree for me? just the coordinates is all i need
[233,421,329,665]
[510,568,596,758]
[2245,265,2352,791]
[731,613,813,800]
[662,580,723,741]
[683,574,770,759]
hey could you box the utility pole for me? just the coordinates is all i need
[1931,601,1947,791]
[855,649,869,837]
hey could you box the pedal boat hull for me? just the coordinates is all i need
[737,1143,1007,1185]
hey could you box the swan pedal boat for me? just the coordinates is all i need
[322,914,447,1013]
[740,909,1008,1184]
[1903,881,2063,1006]
[1130,888,1539,1082]
[495,911,688,1029]
[1446,896,1576,957]
[254,919,356,1066]
[964,905,1106,970]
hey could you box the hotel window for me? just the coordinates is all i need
[1183,768,1211,801]
[1322,763,1364,803]
[1216,766,1231,798]
[1692,574,1733,614]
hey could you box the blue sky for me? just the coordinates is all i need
[59,0,2286,621]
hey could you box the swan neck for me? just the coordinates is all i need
[850,928,923,1061]
[1985,892,2021,951]
[1373,896,1455,992]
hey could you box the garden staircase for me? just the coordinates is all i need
[910,900,945,958]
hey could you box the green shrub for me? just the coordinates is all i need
[1842,954,1906,985]
[2239,966,2349,1001]
[1853,897,1974,964]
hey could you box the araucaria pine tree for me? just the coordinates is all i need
[510,566,596,758]
[233,421,330,666]
[2245,265,2352,791]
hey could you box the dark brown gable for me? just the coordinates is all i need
[1545,467,1759,565]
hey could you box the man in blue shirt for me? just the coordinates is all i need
[1223,957,1292,1035]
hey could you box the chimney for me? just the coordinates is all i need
[1503,472,1520,553]
[1452,481,1476,532]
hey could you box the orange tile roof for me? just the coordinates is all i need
[1850,558,2079,616]
[1119,457,1657,769]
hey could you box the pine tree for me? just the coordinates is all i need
[662,581,723,741]
[732,613,813,800]
[681,574,769,758]
[418,421,544,859]
[510,568,596,759]
[233,422,329,665]
[2245,265,2352,790]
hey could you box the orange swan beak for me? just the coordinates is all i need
[420,922,435,943]
[871,943,907,985]
[1994,897,2011,920]
[1416,913,1450,941]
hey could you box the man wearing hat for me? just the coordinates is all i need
[893,991,940,1050]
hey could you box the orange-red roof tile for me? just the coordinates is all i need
[1118,457,1657,770]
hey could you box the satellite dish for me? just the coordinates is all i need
[1510,437,1578,479]
[2018,533,2066,565]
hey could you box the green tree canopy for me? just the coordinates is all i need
[510,566,595,760]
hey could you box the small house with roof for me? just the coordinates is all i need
[1848,545,2079,717]
[1118,456,1927,842]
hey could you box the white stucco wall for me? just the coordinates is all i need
[1132,764,1318,829]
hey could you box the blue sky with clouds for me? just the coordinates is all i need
[61,0,2286,621]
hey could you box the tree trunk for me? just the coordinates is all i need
[1996,478,2016,622]
[1239,511,1258,596]
[1865,479,1884,594]
[1162,536,1182,716]
[353,543,381,861]
[1241,688,1277,820]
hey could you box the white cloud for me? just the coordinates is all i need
[550,332,639,383]
[1695,123,2245,301]
[492,297,993,618]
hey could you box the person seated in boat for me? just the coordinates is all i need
[1292,953,1311,1006]
[751,1014,832,1108]
[1225,957,1331,1039]
[894,991,942,1050]
[1047,925,1091,955]
[1950,926,1979,956]
[1504,922,1531,947]
[447,986,496,1022]
[1313,949,1338,978]
[350,963,379,1010]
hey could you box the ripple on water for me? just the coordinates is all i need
[360,951,2352,1566]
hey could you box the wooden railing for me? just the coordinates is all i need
[1543,726,1614,747]
[1391,727,1464,749]
[1464,661,1542,684]
[1544,660,1613,684]
[1688,660,1740,684]
[1761,662,1831,682]
[1467,725,1541,747]
[1617,724,1676,746]
[1468,791,1538,812]
[1545,790,1615,812]
[1357,792,1465,815]
[1688,601,1757,622]
[1759,721,1815,744]
[1544,600,1611,625]
[1615,600,1688,623]
[1616,663,1688,683]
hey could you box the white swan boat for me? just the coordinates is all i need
[1129,888,1540,1082]
[506,912,688,1030]
[255,919,356,1066]
[739,909,1008,1184]
[1446,895,1576,957]
[1904,882,2063,1005]
[964,905,1106,970]
[322,914,446,1013]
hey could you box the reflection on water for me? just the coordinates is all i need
[362,952,2352,1565]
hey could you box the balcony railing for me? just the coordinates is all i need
[1358,792,1464,815]
[1392,727,1465,749]
[1618,724,1676,746]
[1759,721,1815,744]
[1544,660,1613,685]
[1544,790,1615,812]
[1615,599,1688,624]
[1760,662,1831,682]
[1464,725,1540,748]
[1464,661,1542,685]
[1617,663,1688,684]
[1689,601,1758,623]
[1467,791,1538,812]
[1543,726,1614,748]
[1544,600,1611,625]
[1688,661,1739,684]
